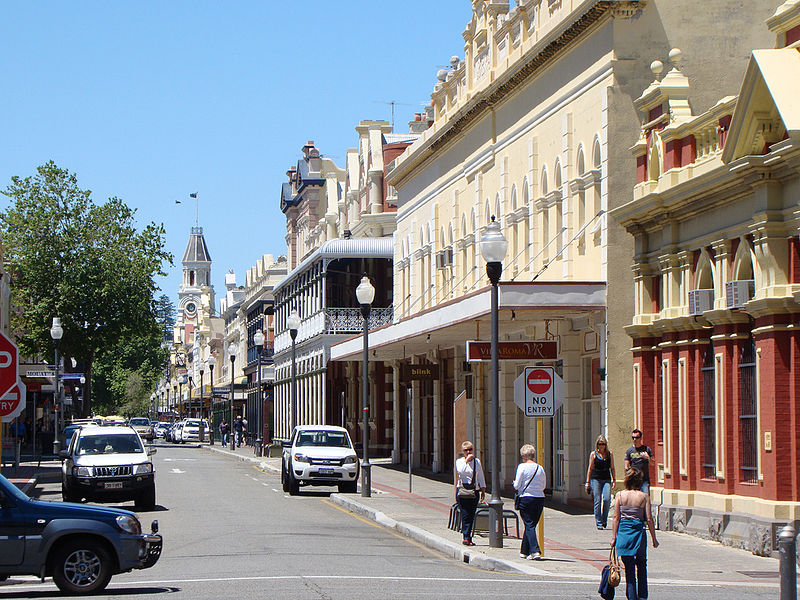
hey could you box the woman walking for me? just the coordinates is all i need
[513,444,547,560]
[454,441,486,546]
[611,468,659,600]
[585,434,616,529]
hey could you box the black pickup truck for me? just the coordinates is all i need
[0,473,162,594]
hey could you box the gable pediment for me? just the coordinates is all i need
[722,48,800,162]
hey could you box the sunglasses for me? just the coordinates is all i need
[632,435,641,440]
[597,442,607,446]
[464,448,474,453]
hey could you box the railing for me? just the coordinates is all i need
[324,307,393,334]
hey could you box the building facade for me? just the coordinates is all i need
[331,0,777,501]
[613,1,800,555]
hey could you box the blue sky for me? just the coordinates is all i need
[1,1,472,308]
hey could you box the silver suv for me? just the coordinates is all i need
[60,425,157,509]
[281,425,359,495]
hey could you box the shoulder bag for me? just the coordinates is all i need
[457,461,479,498]
[607,546,621,587]
[513,465,539,510]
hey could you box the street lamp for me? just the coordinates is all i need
[287,309,300,437]
[178,376,185,420]
[50,317,64,455]
[356,275,375,498]
[208,355,216,445]
[253,329,265,456]
[228,342,238,450]
[199,362,205,442]
[480,215,508,548]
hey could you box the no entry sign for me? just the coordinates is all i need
[526,368,552,395]
[515,366,556,417]
[1,380,26,422]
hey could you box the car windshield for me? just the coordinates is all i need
[296,431,351,448]
[75,433,144,455]
[185,420,200,427]
[0,473,32,503]
[158,423,170,429]
[130,418,149,426]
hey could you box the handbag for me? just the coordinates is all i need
[457,461,479,498]
[513,465,539,510]
[607,546,621,587]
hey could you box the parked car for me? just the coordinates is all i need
[281,425,359,495]
[154,422,170,439]
[0,473,161,594]
[180,419,209,443]
[169,422,184,444]
[60,426,157,509]
[129,417,152,440]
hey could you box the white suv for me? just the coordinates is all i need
[281,425,359,495]
[180,419,208,442]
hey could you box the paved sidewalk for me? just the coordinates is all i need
[206,445,784,589]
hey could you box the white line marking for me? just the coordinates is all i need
[170,468,185,474]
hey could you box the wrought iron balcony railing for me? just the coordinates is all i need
[324,307,393,334]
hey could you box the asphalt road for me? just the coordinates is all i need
[4,445,778,599]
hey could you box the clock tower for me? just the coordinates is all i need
[177,226,214,340]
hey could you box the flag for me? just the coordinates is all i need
[189,192,198,198]
[175,199,181,204]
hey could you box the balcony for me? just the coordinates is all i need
[324,307,393,334]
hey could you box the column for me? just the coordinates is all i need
[392,361,400,463]
[432,352,442,473]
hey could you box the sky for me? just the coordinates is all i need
[1,1,473,308]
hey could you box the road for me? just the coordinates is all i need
[3,446,778,599]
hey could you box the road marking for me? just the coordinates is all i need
[170,468,185,474]
[163,458,197,462]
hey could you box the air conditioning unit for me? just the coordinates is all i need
[726,280,755,309]
[688,289,714,315]
[444,247,454,266]
[435,251,447,270]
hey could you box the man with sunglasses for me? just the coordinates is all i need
[624,429,654,496]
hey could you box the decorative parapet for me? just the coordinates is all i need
[324,307,394,334]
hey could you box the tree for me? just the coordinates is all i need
[153,294,176,343]
[1,162,172,417]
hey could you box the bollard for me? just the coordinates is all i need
[779,524,797,600]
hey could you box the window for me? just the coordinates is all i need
[739,338,758,482]
[701,348,716,478]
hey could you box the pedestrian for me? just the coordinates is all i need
[219,418,229,447]
[624,429,654,496]
[611,468,659,600]
[585,434,616,529]
[453,440,486,546]
[234,416,244,446]
[513,443,547,560]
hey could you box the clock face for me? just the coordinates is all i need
[185,301,197,316]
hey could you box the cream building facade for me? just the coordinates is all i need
[332,0,777,500]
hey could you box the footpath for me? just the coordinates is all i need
[3,446,786,590]
[205,444,784,589]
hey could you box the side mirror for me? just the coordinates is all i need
[281,440,291,448]
[58,450,70,459]
[148,447,157,456]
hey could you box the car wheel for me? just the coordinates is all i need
[281,463,291,492]
[61,482,81,503]
[338,481,357,494]
[135,484,156,510]
[288,468,300,496]
[51,538,113,594]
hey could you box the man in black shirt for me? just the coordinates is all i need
[624,428,654,496]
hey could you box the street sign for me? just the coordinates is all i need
[0,332,18,401]
[513,366,562,417]
[1,380,27,422]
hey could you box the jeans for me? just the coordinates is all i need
[621,544,648,599]
[518,496,545,556]
[590,479,611,527]
[457,494,478,540]
[221,433,229,446]
[640,481,650,497]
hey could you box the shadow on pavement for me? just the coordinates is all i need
[0,586,180,597]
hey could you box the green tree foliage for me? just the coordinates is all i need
[1,162,172,416]
[154,294,176,343]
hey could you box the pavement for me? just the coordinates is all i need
[3,444,789,591]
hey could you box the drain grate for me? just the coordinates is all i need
[737,571,779,579]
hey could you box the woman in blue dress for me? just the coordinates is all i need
[610,468,659,600]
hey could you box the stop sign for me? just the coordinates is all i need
[526,368,552,395]
[0,332,18,400]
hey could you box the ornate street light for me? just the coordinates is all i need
[356,275,376,497]
[228,342,238,450]
[50,317,64,455]
[253,329,265,456]
[286,309,301,437]
[208,354,216,445]
[199,362,205,442]
[480,215,508,548]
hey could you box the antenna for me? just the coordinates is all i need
[372,100,412,129]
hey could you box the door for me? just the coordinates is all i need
[0,492,24,566]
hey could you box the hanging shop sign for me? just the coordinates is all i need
[465,340,558,362]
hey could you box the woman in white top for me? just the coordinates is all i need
[513,443,546,560]
[454,441,486,546]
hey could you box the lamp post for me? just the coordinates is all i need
[228,342,237,450]
[287,309,300,437]
[178,376,185,421]
[50,317,64,455]
[480,215,509,548]
[356,275,376,498]
[199,363,205,442]
[208,355,216,444]
[253,329,265,456]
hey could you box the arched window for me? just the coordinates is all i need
[576,146,585,176]
[485,200,491,225]
[592,137,602,170]
[540,167,548,196]
[554,159,562,190]
[511,184,518,211]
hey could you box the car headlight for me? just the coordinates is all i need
[116,515,142,535]
[134,463,153,474]
[293,453,310,463]
[343,455,358,465]
[73,466,93,477]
